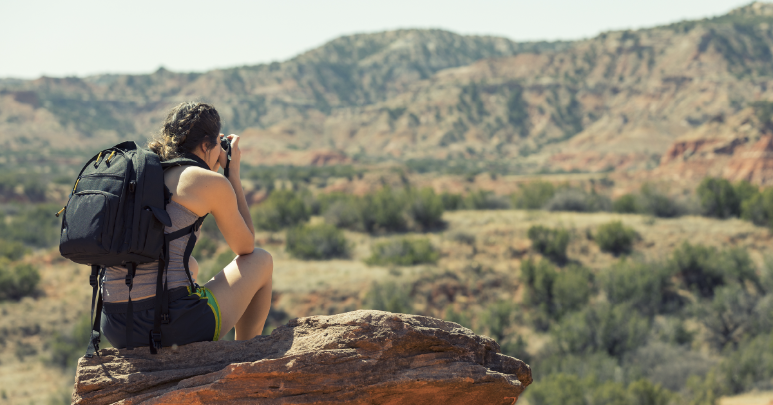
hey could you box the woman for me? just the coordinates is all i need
[100,101,273,348]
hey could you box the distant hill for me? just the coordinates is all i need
[5,4,773,184]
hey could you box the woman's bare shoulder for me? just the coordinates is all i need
[169,167,231,216]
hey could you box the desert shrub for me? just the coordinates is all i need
[0,239,29,261]
[200,215,223,240]
[251,190,309,231]
[543,188,610,212]
[0,171,47,202]
[286,224,349,260]
[624,342,715,392]
[625,379,673,405]
[191,235,217,260]
[198,251,236,282]
[718,332,773,393]
[718,247,764,293]
[551,302,650,358]
[525,373,586,405]
[444,307,473,329]
[639,184,682,218]
[695,284,760,350]
[366,237,438,266]
[405,187,445,231]
[48,313,92,370]
[0,262,40,301]
[463,190,511,209]
[449,231,476,246]
[697,177,740,218]
[513,181,555,209]
[0,204,62,247]
[669,242,725,298]
[600,260,677,316]
[479,300,518,342]
[594,221,638,255]
[439,192,463,210]
[322,196,364,230]
[521,259,592,328]
[363,280,413,313]
[741,187,773,228]
[612,193,639,213]
[361,187,408,232]
[734,180,759,205]
[527,225,570,263]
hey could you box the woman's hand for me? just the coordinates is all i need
[218,133,241,177]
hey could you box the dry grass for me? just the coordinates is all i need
[1,209,771,403]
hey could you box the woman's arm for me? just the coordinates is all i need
[218,134,254,239]
[227,165,255,238]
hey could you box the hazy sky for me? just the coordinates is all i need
[0,0,751,79]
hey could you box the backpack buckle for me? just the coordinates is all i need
[149,331,162,354]
[89,274,98,287]
[161,313,170,324]
[124,274,133,288]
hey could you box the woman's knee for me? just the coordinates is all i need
[235,248,273,274]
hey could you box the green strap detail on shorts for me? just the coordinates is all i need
[187,286,222,341]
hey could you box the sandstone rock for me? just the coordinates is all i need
[72,310,531,405]
[723,135,773,185]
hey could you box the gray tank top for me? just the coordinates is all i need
[103,200,201,302]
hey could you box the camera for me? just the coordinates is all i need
[219,135,232,178]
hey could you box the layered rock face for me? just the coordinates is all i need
[72,310,531,405]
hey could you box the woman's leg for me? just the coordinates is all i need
[204,248,273,340]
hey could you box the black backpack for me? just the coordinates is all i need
[57,141,210,356]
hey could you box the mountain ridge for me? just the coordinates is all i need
[5,4,773,185]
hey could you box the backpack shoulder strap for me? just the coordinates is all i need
[160,153,211,171]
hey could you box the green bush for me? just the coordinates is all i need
[612,193,639,213]
[363,280,413,313]
[463,190,511,209]
[286,224,349,260]
[513,181,555,209]
[543,188,611,212]
[527,225,570,263]
[251,190,310,231]
[0,204,62,247]
[322,195,364,231]
[521,259,592,328]
[640,184,682,218]
[0,239,29,261]
[600,260,677,316]
[551,302,649,358]
[366,237,438,266]
[742,187,773,228]
[479,300,518,342]
[191,235,217,260]
[48,313,92,370]
[361,187,408,232]
[0,262,40,301]
[733,180,759,205]
[697,177,740,218]
[405,187,445,231]
[696,284,759,350]
[525,373,586,405]
[594,221,638,256]
[440,192,463,210]
[669,242,725,298]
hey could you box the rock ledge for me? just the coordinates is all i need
[73,310,531,404]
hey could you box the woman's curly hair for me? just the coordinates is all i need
[148,102,221,161]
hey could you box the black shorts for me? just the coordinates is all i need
[101,285,222,349]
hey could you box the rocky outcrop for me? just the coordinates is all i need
[723,135,773,185]
[72,310,532,405]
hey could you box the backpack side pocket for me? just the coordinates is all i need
[60,191,119,262]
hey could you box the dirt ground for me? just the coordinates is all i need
[1,209,771,404]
